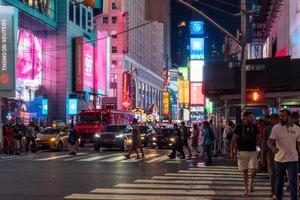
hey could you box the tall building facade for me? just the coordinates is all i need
[0,0,109,123]
[96,0,165,114]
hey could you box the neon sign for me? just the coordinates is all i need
[190,38,204,60]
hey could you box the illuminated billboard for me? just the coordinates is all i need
[75,37,94,93]
[178,67,188,80]
[190,82,205,105]
[95,31,110,95]
[190,21,204,35]
[190,60,204,82]
[178,80,190,106]
[290,0,300,58]
[16,29,43,101]
[163,91,170,116]
[190,38,204,60]
[206,98,213,114]
[68,99,78,115]
[122,72,131,110]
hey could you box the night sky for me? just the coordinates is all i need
[171,0,241,65]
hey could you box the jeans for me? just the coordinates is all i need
[275,161,298,200]
[205,144,212,164]
[266,150,275,195]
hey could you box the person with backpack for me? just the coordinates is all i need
[203,121,215,166]
[181,121,192,158]
[231,111,260,197]
[68,124,79,155]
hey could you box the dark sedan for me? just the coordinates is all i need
[151,128,175,149]
[93,125,133,151]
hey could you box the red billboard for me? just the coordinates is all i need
[190,82,205,105]
[122,72,131,110]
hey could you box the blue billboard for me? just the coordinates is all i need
[42,99,48,115]
[190,21,204,35]
[190,38,204,60]
[68,99,78,115]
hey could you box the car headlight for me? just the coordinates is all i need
[36,138,40,141]
[94,133,101,138]
[141,134,146,137]
[116,134,124,138]
[152,137,157,141]
[141,136,145,140]
[50,138,56,142]
[170,138,175,142]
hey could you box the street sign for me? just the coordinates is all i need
[0,6,18,97]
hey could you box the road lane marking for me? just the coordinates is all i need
[151,175,269,182]
[146,155,169,163]
[121,153,159,163]
[101,155,127,162]
[35,154,73,161]
[77,153,123,162]
[114,183,270,191]
[64,194,210,200]
[89,188,271,197]
[133,179,271,186]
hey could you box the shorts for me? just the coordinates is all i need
[237,151,258,171]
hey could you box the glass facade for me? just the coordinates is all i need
[20,0,56,20]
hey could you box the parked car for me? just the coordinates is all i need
[138,125,156,147]
[35,127,70,151]
[93,124,133,151]
[151,128,175,149]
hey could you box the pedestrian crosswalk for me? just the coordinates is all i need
[0,151,193,164]
[63,165,292,200]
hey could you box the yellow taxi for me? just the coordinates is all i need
[35,127,70,151]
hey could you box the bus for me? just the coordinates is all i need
[75,109,135,146]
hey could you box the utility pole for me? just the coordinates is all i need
[240,0,247,115]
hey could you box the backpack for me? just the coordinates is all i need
[208,128,215,141]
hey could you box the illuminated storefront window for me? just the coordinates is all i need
[20,0,56,19]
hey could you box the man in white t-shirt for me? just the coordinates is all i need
[268,109,300,200]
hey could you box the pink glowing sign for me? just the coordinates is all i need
[17,29,43,81]
[83,42,94,91]
[75,37,94,92]
[95,31,108,95]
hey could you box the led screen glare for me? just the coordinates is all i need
[190,82,205,105]
[190,38,204,60]
[190,60,204,82]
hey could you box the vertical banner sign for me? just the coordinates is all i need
[75,37,84,92]
[0,6,17,97]
[122,72,131,110]
[163,91,170,116]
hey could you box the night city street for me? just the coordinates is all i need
[1,0,300,199]
[0,146,276,200]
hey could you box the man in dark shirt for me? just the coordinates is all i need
[231,111,260,197]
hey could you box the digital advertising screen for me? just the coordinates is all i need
[190,82,205,105]
[75,37,94,93]
[290,0,300,58]
[190,21,204,35]
[190,60,204,82]
[95,31,109,95]
[178,67,189,80]
[190,38,204,60]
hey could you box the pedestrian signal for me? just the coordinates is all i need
[247,90,264,103]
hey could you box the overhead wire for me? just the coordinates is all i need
[193,0,236,16]
[213,0,240,9]
[14,21,153,53]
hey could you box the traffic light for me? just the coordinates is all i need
[247,90,264,103]
[83,0,94,7]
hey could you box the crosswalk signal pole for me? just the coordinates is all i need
[241,0,247,117]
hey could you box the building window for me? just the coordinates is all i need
[82,7,86,30]
[103,16,108,24]
[112,46,118,53]
[20,0,56,19]
[69,1,74,21]
[87,12,92,32]
[112,16,118,24]
[111,60,118,68]
[112,2,117,9]
[75,4,80,26]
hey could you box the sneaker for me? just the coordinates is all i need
[124,155,130,159]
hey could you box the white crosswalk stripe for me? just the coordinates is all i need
[64,165,289,200]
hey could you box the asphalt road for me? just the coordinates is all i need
[0,146,285,200]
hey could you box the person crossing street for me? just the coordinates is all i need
[268,109,300,200]
[231,111,260,197]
